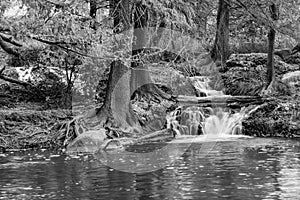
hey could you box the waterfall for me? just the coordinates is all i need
[167,76,257,137]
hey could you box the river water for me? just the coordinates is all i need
[1,138,300,200]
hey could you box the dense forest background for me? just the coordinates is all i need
[0,0,299,110]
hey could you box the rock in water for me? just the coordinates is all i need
[66,129,107,154]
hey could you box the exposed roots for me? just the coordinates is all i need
[0,109,72,150]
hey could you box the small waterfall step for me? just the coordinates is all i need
[168,134,253,144]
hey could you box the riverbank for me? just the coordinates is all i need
[242,96,300,138]
[0,107,72,151]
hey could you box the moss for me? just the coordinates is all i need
[222,53,294,96]
[243,98,300,138]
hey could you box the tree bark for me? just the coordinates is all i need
[264,3,279,91]
[131,2,172,101]
[266,28,275,88]
[211,0,230,68]
[84,1,173,136]
[95,61,142,134]
[90,0,98,30]
[130,2,152,94]
[86,0,141,134]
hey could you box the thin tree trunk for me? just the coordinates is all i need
[90,0,97,30]
[211,0,230,67]
[63,85,73,109]
[266,28,275,88]
[264,3,279,91]
[90,0,97,18]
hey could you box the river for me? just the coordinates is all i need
[1,138,300,200]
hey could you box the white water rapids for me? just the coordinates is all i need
[166,76,259,138]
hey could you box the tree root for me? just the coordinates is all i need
[260,81,274,96]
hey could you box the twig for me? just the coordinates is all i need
[0,34,23,47]
[0,74,32,88]
[0,66,5,75]
[31,36,112,60]
[19,131,49,139]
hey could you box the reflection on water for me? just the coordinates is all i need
[1,138,300,200]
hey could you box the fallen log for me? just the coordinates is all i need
[177,95,273,108]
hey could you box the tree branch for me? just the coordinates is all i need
[0,34,23,47]
[0,27,10,32]
[233,0,273,29]
[0,74,32,88]
[30,36,77,46]
[0,37,20,57]
[31,36,111,60]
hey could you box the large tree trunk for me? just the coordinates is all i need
[82,1,173,136]
[211,0,230,68]
[96,61,142,134]
[87,0,142,134]
[130,2,152,94]
[131,2,172,101]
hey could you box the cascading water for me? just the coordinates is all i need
[167,76,258,137]
[190,76,224,97]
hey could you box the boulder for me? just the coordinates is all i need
[243,98,300,138]
[150,65,197,96]
[222,53,294,96]
[66,130,108,153]
[274,49,292,61]
[285,53,300,65]
[225,53,295,76]
[282,71,300,95]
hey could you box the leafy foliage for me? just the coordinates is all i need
[0,0,300,109]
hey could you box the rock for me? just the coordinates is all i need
[243,98,300,138]
[282,71,300,95]
[222,53,294,96]
[150,65,197,96]
[131,94,175,133]
[285,53,300,65]
[189,76,224,96]
[282,71,300,83]
[275,49,292,61]
[66,129,108,153]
